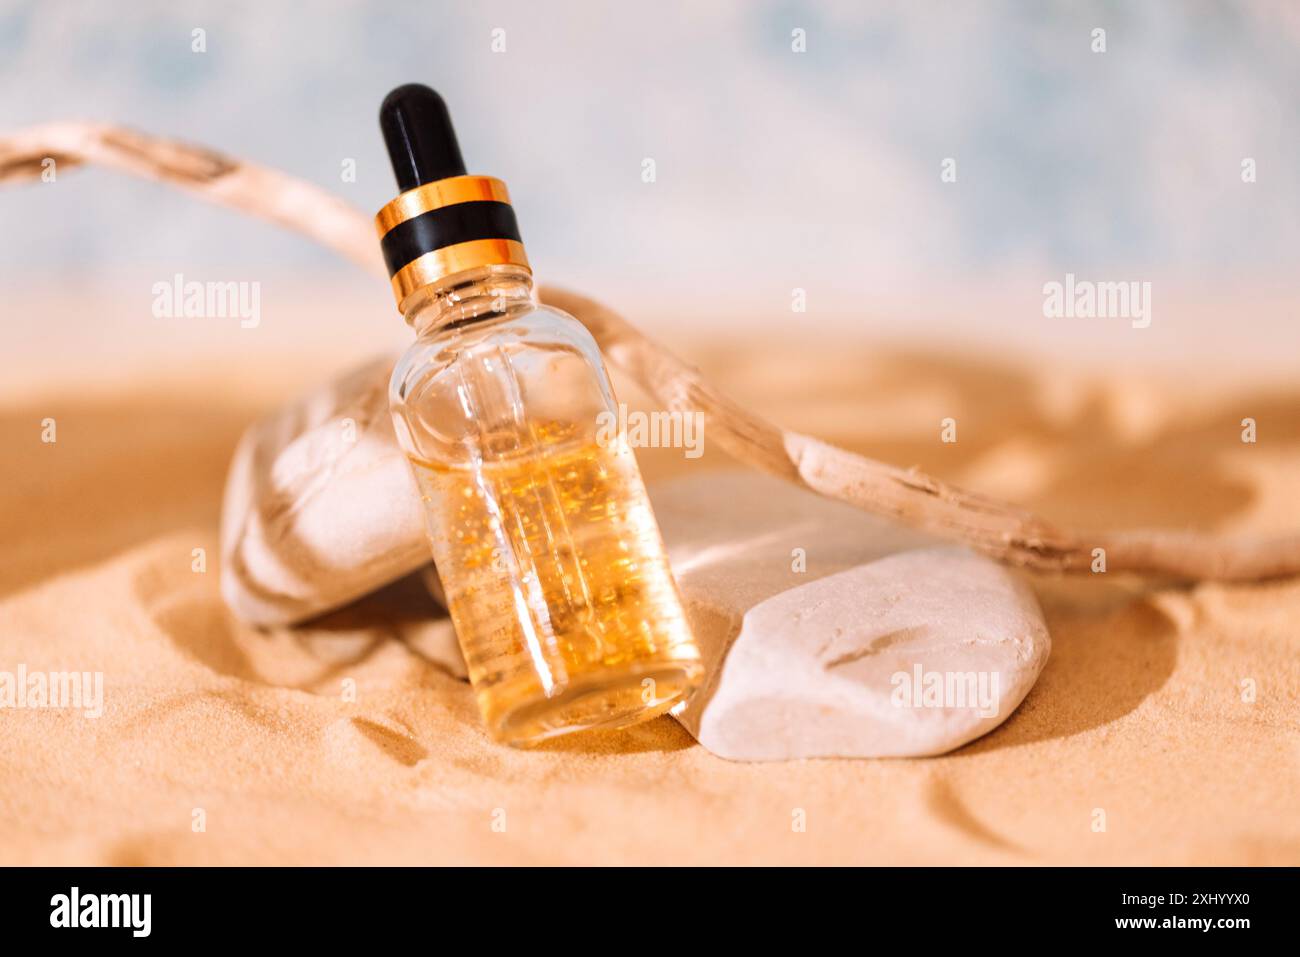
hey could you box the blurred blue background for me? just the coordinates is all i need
[1,0,1297,346]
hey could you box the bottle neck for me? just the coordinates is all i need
[403,265,535,337]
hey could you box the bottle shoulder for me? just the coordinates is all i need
[390,303,599,398]
[387,298,616,470]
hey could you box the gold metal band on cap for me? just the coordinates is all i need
[375,175,512,235]
[390,239,531,310]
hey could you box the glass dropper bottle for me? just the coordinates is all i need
[375,84,703,746]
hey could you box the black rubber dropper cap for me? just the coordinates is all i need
[380,84,467,191]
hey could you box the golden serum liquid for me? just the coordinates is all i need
[410,430,702,746]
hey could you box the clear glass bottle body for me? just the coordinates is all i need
[389,267,702,746]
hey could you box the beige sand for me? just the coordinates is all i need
[2,328,1298,866]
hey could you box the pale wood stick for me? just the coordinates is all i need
[0,122,384,274]
[4,121,1297,581]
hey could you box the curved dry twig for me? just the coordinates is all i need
[4,121,1297,581]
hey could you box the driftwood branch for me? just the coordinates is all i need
[4,121,1297,582]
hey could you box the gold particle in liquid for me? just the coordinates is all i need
[410,433,702,745]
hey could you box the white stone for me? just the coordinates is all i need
[220,354,422,626]
[654,472,1050,760]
